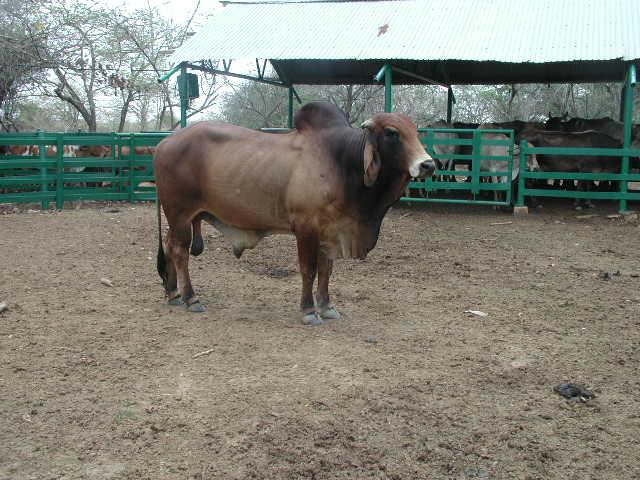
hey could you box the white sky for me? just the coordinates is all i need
[101,0,223,24]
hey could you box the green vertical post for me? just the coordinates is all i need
[110,133,118,195]
[516,140,527,207]
[38,130,48,209]
[288,86,294,129]
[446,87,454,124]
[110,132,118,193]
[471,130,481,197]
[384,64,393,113]
[128,134,135,203]
[619,64,636,213]
[506,130,514,205]
[180,63,188,128]
[55,133,64,209]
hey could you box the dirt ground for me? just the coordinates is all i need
[1,200,640,480]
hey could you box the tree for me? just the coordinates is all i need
[0,0,48,131]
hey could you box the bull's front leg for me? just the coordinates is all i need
[295,232,322,326]
[316,250,341,321]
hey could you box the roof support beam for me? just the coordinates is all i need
[619,63,637,213]
[180,63,188,128]
[390,66,449,89]
[185,61,288,88]
[374,64,393,112]
[158,62,183,83]
[447,87,455,124]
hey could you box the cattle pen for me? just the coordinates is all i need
[2,202,640,479]
[2,1,640,479]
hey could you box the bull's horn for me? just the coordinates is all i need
[361,119,374,129]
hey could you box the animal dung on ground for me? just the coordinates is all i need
[598,270,621,281]
[100,277,114,287]
[464,310,488,317]
[553,383,595,402]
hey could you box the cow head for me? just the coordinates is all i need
[360,113,435,188]
[331,113,435,259]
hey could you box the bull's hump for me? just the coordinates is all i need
[294,102,350,132]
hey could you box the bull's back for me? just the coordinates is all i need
[154,122,302,231]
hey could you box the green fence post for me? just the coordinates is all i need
[424,129,434,196]
[56,133,64,209]
[506,130,513,205]
[516,140,527,207]
[471,130,481,198]
[111,132,118,194]
[37,130,48,209]
[619,64,636,213]
[128,134,135,203]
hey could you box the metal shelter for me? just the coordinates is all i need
[162,0,640,125]
[3,0,637,212]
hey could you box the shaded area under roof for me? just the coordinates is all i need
[170,0,640,85]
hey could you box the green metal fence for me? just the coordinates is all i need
[2,128,639,212]
[515,141,640,210]
[403,127,516,206]
[0,132,169,209]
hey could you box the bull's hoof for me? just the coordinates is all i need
[319,306,341,321]
[186,301,205,313]
[301,312,323,326]
[168,296,184,306]
[190,234,204,256]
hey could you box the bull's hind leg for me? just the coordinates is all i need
[295,231,322,326]
[167,221,205,313]
[316,251,340,321]
[163,230,182,305]
[190,215,205,256]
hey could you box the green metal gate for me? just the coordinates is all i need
[403,127,516,206]
[0,132,169,209]
[515,141,640,209]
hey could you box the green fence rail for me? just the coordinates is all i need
[2,129,639,211]
[0,131,169,209]
[403,127,516,206]
[515,140,640,211]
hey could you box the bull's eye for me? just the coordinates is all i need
[384,127,399,140]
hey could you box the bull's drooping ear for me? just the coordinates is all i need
[361,119,381,187]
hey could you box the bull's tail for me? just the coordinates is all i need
[156,196,168,287]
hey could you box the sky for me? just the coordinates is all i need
[102,0,223,24]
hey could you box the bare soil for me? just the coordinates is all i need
[1,201,640,480]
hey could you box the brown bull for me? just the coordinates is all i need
[154,102,435,325]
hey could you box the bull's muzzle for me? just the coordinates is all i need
[410,155,436,179]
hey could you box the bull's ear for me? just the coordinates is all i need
[361,119,381,187]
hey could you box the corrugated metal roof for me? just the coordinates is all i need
[169,0,640,84]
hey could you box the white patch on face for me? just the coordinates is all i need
[409,153,433,178]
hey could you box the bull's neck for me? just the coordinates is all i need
[321,127,398,221]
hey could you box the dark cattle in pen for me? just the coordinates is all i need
[153,102,435,325]
[519,130,639,208]
[545,115,640,146]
